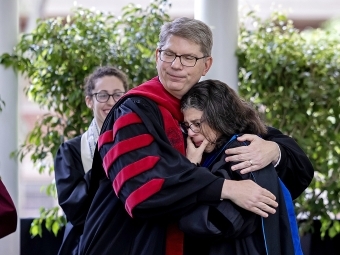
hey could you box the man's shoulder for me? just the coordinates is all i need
[101,95,161,132]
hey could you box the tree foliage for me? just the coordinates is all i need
[0,0,170,236]
[237,11,340,238]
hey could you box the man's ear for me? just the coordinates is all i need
[85,96,93,109]
[155,48,160,65]
[202,56,213,76]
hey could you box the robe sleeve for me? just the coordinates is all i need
[54,137,92,226]
[98,97,225,219]
[263,127,314,199]
[179,142,260,239]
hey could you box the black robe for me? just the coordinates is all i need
[179,136,303,255]
[78,77,313,255]
[54,136,95,255]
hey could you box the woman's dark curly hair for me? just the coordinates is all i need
[180,79,267,147]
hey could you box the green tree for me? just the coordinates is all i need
[0,0,170,236]
[237,11,340,238]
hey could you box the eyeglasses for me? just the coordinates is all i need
[91,91,125,103]
[180,122,202,134]
[158,49,207,67]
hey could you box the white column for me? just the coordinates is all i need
[0,0,19,254]
[195,0,238,91]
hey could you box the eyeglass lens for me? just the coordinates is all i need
[180,122,201,134]
[95,92,125,102]
[160,50,198,67]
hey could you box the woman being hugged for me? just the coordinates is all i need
[180,79,304,255]
[54,66,128,255]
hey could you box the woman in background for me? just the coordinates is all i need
[54,66,128,255]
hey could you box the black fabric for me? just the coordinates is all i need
[54,94,143,255]
[78,95,224,255]
[180,139,298,255]
[54,136,93,255]
[20,218,64,255]
[264,127,314,199]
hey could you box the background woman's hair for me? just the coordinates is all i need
[84,66,128,96]
[181,79,267,147]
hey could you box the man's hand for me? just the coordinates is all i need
[221,179,278,217]
[186,137,209,164]
[225,134,280,174]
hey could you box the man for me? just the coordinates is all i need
[78,17,313,255]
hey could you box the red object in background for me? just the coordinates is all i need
[0,178,17,238]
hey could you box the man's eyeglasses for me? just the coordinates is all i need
[91,91,125,103]
[180,122,202,134]
[158,49,207,67]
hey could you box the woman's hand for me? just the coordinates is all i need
[225,134,280,174]
[186,137,209,165]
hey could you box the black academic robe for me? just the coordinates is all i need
[78,77,313,255]
[54,136,95,255]
[78,78,225,255]
[179,136,303,255]
[263,127,313,199]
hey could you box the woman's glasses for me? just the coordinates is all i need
[91,91,125,103]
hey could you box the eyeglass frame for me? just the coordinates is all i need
[91,91,125,103]
[180,122,203,134]
[158,49,208,67]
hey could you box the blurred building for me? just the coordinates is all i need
[17,0,340,218]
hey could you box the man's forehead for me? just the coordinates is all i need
[162,35,202,55]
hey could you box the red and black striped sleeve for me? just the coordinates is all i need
[98,97,224,219]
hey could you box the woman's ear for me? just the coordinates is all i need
[85,96,93,109]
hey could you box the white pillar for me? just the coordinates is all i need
[195,0,238,91]
[0,0,19,254]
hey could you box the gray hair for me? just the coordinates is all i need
[158,17,213,56]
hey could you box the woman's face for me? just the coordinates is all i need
[182,107,219,153]
[85,75,125,129]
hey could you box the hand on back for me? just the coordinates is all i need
[225,134,280,174]
[221,179,278,218]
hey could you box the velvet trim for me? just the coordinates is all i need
[165,223,184,255]
[103,134,154,175]
[159,105,185,155]
[98,112,142,150]
[125,77,186,254]
[113,156,160,196]
[125,77,183,122]
[125,178,165,217]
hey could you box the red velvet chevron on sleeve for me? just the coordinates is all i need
[103,134,154,176]
[98,112,142,150]
[125,178,165,217]
[113,156,160,196]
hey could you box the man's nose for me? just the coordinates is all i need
[171,56,183,69]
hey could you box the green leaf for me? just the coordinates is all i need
[0,0,171,237]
